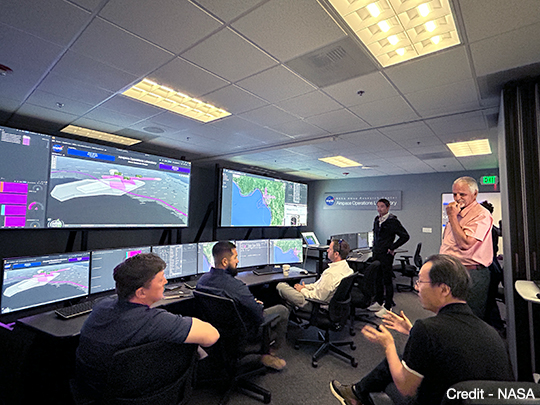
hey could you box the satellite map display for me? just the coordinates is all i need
[221,169,307,227]
[270,238,303,265]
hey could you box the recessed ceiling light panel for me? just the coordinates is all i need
[447,139,492,157]
[324,0,461,67]
[319,155,363,167]
[61,125,141,146]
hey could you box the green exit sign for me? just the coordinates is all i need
[481,175,498,185]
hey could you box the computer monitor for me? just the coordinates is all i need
[220,168,308,227]
[269,238,303,265]
[46,136,191,228]
[1,251,90,315]
[0,125,51,229]
[301,231,320,246]
[152,243,198,279]
[90,246,151,294]
[237,239,270,268]
[197,241,218,274]
[357,232,369,249]
[330,233,357,250]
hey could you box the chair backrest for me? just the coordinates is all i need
[413,242,422,268]
[193,288,253,364]
[352,261,380,308]
[328,272,357,325]
[105,340,198,405]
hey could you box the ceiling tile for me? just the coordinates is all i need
[25,90,94,116]
[340,130,401,152]
[385,47,473,94]
[13,104,78,126]
[182,27,277,82]
[396,136,445,149]
[239,105,298,127]
[139,111,204,132]
[99,95,163,118]
[323,72,398,107]
[423,157,464,172]
[204,85,268,114]
[70,117,125,133]
[404,79,480,117]
[149,57,230,100]
[52,51,138,92]
[379,122,435,141]
[460,0,540,43]
[192,0,267,23]
[236,65,315,103]
[71,0,102,12]
[470,22,540,76]
[100,0,222,54]
[0,25,65,102]
[0,0,91,46]
[426,112,487,136]
[269,119,327,138]
[71,18,174,76]
[36,73,114,105]
[231,0,346,62]
[306,109,370,134]
[275,91,342,119]
[349,96,418,127]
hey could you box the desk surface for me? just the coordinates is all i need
[16,266,315,338]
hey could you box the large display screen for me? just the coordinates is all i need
[269,238,303,265]
[0,125,51,229]
[152,243,198,279]
[47,137,191,228]
[1,251,90,314]
[0,125,192,229]
[220,168,307,227]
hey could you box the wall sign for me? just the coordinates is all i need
[323,191,402,210]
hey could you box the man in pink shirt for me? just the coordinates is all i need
[440,176,493,318]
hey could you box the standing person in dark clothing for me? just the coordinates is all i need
[368,199,410,318]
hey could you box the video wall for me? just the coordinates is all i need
[0,125,191,228]
[220,168,308,227]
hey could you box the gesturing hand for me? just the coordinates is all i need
[382,310,412,336]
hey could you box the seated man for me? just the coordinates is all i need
[196,241,289,370]
[276,239,353,313]
[330,254,513,405]
[76,253,219,399]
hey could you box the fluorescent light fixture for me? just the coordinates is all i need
[319,155,363,167]
[447,139,492,157]
[324,0,461,67]
[123,79,231,123]
[61,125,141,146]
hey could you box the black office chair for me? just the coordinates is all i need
[294,272,358,368]
[72,340,198,405]
[440,380,540,404]
[193,288,275,405]
[350,260,381,336]
[393,242,422,292]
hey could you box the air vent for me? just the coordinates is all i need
[285,37,377,88]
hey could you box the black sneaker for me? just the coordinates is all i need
[330,380,361,405]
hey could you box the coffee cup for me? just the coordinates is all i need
[282,264,290,276]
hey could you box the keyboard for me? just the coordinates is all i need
[253,267,286,276]
[55,300,95,319]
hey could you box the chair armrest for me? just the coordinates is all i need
[305,297,329,306]
[260,312,280,352]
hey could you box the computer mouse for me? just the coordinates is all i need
[299,270,308,275]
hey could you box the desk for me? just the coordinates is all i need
[16,267,316,339]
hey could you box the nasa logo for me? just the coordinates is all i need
[52,144,63,152]
[325,196,335,206]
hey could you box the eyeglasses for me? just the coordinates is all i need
[415,279,431,287]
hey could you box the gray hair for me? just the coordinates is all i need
[453,176,478,194]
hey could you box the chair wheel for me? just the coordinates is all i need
[351,343,356,350]
[263,393,271,404]
[351,359,358,367]
[350,329,356,336]
[312,361,318,368]
[294,344,300,350]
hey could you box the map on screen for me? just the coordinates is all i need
[221,169,307,227]
[270,238,303,265]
